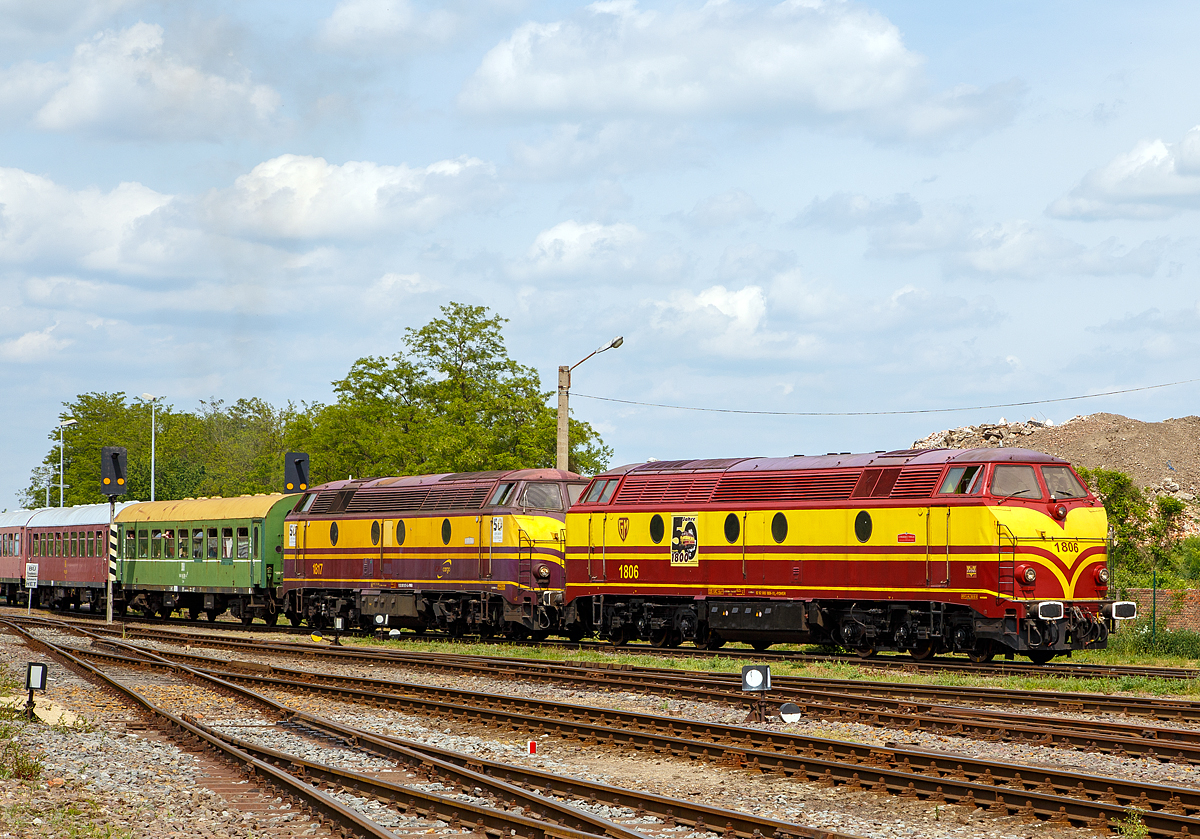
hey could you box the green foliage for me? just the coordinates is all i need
[291,302,611,480]
[1111,808,1149,839]
[1108,624,1200,659]
[21,302,612,506]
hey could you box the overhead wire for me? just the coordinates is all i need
[570,376,1200,417]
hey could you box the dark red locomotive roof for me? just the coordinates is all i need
[580,448,1078,508]
[595,447,1067,477]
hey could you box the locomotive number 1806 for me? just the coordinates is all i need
[619,564,639,579]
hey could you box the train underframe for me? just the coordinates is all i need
[4,582,284,626]
[565,594,1115,664]
[283,587,563,639]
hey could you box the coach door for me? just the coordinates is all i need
[926,506,951,587]
[382,519,393,577]
[588,513,608,581]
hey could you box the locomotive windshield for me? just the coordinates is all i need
[1042,466,1088,499]
[521,483,563,510]
[938,465,983,494]
[991,465,1043,499]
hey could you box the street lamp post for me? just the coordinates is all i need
[58,419,77,506]
[557,336,623,472]
[138,393,163,501]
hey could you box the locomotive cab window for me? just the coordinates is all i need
[1042,466,1088,499]
[567,483,587,505]
[991,465,1043,499]
[521,483,563,511]
[489,482,516,506]
[299,493,318,512]
[938,465,983,495]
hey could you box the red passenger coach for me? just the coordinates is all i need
[564,447,1129,663]
[25,503,134,610]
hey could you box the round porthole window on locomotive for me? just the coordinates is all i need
[441,518,451,545]
[329,522,339,546]
[771,512,788,543]
[724,512,740,543]
[396,520,406,546]
[649,514,665,544]
[371,520,381,546]
[854,510,872,543]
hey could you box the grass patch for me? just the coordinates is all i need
[1,799,135,839]
[338,633,1200,699]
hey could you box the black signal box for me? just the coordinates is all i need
[101,447,128,496]
[284,452,309,493]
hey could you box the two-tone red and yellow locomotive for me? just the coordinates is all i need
[562,447,1133,662]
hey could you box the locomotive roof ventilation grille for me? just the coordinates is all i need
[888,466,945,498]
[612,474,721,505]
[711,470,863,503]
[346,483,493,513]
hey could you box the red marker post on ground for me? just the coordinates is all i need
[527,740,537,755]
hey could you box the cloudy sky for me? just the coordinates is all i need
[3,0,1199,504]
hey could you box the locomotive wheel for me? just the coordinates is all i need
[566,624,585,642]
[1027,651,1056,665]
[909,641,937,661]
[288,612,303,627]
[651,628,671,648]
[205,609,219,622]
[854,646,877,659]
[158,606,173,620]
[240,612,255,626]
[188,607,200,621]
[706,633,727,650]
[967,642,996,664]
[612,624,634,646]
[750,640,773,652]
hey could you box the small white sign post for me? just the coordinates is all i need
[25,563,38,614]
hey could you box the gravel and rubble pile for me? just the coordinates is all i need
[913,412,1200,532]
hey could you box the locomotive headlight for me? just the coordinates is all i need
[1021,565,1037,584]
[536,565,551,579]
[1095,566,1110,585]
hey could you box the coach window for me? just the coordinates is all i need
[151,529,163,559]
[194,530,206,559]
[69,532,77,557]
[489,482,516,506]
[125,530,135,559]
[938,465,983,495]
[521,483,563,511]
[163,530,175,559]
[86,532,94,557]
[991,465,1042,500]
[222,528,234,559]
[178,530,188,557]
[253,526,259,557]
[207,528,219,558]
[724,513,740,543]
[30,533,38,556]
[237,528,250,559]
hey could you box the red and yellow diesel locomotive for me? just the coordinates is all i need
[562,447,1134,663]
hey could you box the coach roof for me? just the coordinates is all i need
[28,502,138,528]
[117,495,291,523]
[598,447,1068,477]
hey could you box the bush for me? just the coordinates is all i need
[1109,624,1200,658]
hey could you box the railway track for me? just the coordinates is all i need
[4,619,856,839]
[11,606,1197,682]
[22,617,1200,839]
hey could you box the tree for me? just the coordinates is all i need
[1076,467,1149,574]
[293,302,611,481]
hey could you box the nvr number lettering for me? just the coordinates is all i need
[619,564,639,579]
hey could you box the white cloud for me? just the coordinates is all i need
[525,219,643,271]
[206,153,496,240]
[0,324,71,361]
[682,189,765,230]
[649,283,820,359]
[795,192,921,229]
[1,22,280,139]
[0,167,174,271]
[461,0,1017,138]
[0,1,141,48]
[1048,127,1200,219]
[870,211,1164,278]
[319,0,459,50]
[511,121,693,177]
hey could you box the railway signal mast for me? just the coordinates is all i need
[101,447,128,623]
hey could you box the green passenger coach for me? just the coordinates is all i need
[116,494,302,623]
